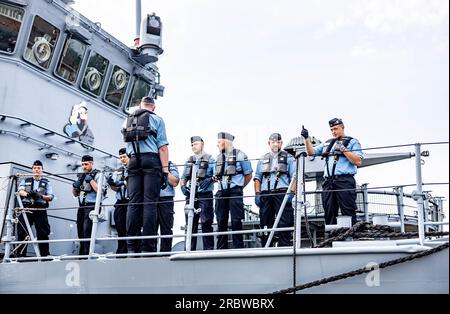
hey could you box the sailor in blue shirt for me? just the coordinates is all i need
[180,136,216,250]
[303,118,364,225]
[107,148,129,255]
[157,161,179,252]
[254,133,296,247]
[72,155,105,256]
[17,160,54,257]
[214,132,253,249]
[122,96,170,253]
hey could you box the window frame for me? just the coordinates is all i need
[79,49,110,98]
[22,14,60,71]
[53,33,88,85]
[103,64,131,109]
[0,2,25,55]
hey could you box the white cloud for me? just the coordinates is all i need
[328,0,449,34]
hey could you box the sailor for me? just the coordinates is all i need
[254,133,296,247]
[16,160,54,257]
[156,161,179,252]
[302,118,364,225]
[72,155,104,256]
[180,136,216,250]
[107,148,129,255]
[214,132,253,249]
[122,96,169,253]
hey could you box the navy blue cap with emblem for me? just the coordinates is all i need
[190,136,203,143]
[217,132,234,141]
[329,118,343,127]
[32,160,43,167]
[81,155,93,162]
[269,133,282,141]
[141,96,155,104]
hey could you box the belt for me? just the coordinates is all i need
[324,174,354,180]
[130,152,159,157]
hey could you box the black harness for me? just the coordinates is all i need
[261,151,288,191]
[215,149,244,190]
[322,136,353,179]
[122,109,158,170]
[22,177,49,208]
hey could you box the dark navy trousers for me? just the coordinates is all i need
[127,153,161,253]
[114,199,128,254]
[259,190,294,247]
[157,196,175,252]
[76,204,95,256]
[215,187,244,249]
[185,191,214,251]
[16,206,51,257]
[322,175,357,225]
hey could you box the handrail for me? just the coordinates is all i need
[0,114,117,159]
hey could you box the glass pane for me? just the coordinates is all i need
[81,52,109,96]
[55,37,86,83]
[126,77,150,112]
[24,16,59,68]
[0,3,24,53]
[105,65,129,107]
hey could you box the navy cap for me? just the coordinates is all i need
[32,160,43,167]
[329,118,343,127]
[269,133,282,141]
[218,132,234,141]
[191,136,203,143]
[141,96,154,104]
[81,155,93,162]
[118,148,127,155]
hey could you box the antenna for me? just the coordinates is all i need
[135,0,142,45]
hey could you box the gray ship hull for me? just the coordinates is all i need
[1,244,448,294]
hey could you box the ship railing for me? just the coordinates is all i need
[1,142,448,261]
[3,226,294,262]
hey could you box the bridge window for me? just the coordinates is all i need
[126,77,151,112]
[23,16,60,69]
[55,36,86,83]
[81,51,109,96]
[105,65,130,107]
[0,3,24,53]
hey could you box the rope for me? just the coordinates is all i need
[273,240,449,294]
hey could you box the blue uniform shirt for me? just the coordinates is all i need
[124,112,169,155]
[78,171,105,204]
[314,138,364,178]
[18,178,54,198]
[113,168,128,201]
[216,149,253,190]
[160,162,180,197]
[181,154,216,193]
[254,152,296,191]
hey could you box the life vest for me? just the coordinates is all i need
[261,151,288,176]
[122,109,157,143]
[183,154,211,180]
[79,169,100,193]
[215,149,244,177]
[22,177,49,208]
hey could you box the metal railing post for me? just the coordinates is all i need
[294,152,306,249]
[88,173,105,258]
[184,163,198,252]
[413,144,425,245]
[2,176,16,262]
[15,193,41,259]
[395,186,405,233]
[265,176,296,248]
[361,183,369,223]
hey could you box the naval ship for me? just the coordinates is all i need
[0,0,448,293]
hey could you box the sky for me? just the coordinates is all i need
[72,0,449,237]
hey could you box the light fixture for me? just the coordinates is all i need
[45,153,59,160]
